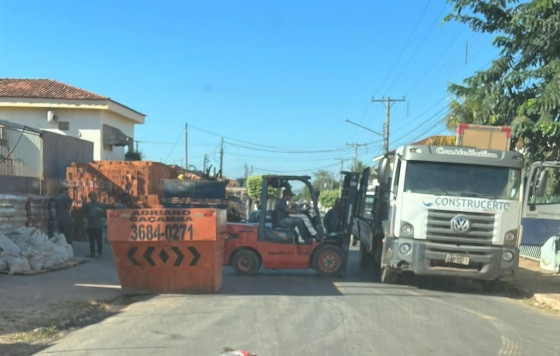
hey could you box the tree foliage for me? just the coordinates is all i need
[352,160,368,173]
[445,0,560,164]
[246,176,280,200]
[312,170,338,191]
[319,189,339,209]
[125,150,142,161]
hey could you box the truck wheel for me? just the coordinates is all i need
[232,249,260,275]
[359,243,372,268]
[380,267,398,284]
[313,245,344,277]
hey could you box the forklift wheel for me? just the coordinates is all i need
[232,249,260,275]
[313,245,344,277]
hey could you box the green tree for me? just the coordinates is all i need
[353,160,368,173]
[445,0,560,164]
[319,189,339,209]
[311,170,338,191]
[125,150,142,161]
[246,176,280,201]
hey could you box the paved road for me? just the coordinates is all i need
[41,249,560,356]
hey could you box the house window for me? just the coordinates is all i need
[104,144,113,151]
[58,121,70,131]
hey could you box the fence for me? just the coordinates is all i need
[0,123,42,178]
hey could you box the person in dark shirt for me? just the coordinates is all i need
[273,189,314,242]
[324,198,342,234]
[54,185,74,246]
[83,192,106,258]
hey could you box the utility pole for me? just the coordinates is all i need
[371,96,406,153]
[219,137,224,178]
[346,143,367,171]
[335,158,349,195]
[185,123,188,171]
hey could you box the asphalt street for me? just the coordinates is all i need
[41,249,560,356]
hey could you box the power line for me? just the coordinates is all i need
[252,162,340,174]
[224,139,381,154]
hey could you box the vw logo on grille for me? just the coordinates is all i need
[451,215,471,233]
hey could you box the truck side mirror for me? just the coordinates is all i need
[377,157,390,187]
[535,170,548,197]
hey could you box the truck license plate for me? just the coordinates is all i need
[445,254,470,265]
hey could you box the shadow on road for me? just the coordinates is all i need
[0,342,49,356]
[220,269,344,296]
[342,250,532,300]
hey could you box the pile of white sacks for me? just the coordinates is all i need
[0,227,74,274]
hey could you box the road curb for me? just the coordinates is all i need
[533,293,560,312]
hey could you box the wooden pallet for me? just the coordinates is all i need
[0,257,88,276]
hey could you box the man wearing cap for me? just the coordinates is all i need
[273,188,314,242]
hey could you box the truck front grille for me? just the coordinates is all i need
[426,209,495,246]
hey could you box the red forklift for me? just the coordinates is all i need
[224,172,359,276]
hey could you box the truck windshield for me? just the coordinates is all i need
[403,161,521,200]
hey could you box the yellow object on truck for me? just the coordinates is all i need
[456,123,512,151]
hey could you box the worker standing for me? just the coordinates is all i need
[54,184,74,246]
[83,192,106,258]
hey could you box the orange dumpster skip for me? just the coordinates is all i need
[107,208,227,294]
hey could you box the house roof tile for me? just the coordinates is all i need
[0,78,108,100]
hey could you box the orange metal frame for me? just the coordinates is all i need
[224,223,329,270]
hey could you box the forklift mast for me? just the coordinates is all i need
[338,171,360,272]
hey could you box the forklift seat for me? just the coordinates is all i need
[263,227,296,244]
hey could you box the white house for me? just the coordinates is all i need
[0,79,145,160]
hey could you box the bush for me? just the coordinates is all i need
[125,150,142,161]
[319,189,339,209]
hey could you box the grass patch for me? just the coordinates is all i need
[0,298,126,351]
[3,325,61,344]
[522,296,560,315]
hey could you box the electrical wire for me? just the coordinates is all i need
[252,162,340,174]
[164,130,183,162]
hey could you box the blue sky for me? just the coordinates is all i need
[0,0,498,179]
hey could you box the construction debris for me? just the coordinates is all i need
[0,227,73,275]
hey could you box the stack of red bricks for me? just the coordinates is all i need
[66,161,182,209]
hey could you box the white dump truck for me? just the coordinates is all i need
[357,144,524,287]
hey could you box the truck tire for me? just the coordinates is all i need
[313,245,344,277]
[380,267,398,284]
[232,249,260,275]
[359,242,372,268]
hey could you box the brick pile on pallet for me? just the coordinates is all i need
[66,161,182,208]
[0,194,28,235]
[26,195,50,233]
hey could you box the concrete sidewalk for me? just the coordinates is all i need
[509,257,560,311]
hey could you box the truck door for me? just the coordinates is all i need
[521,162,560,259]
[386,156,402,238]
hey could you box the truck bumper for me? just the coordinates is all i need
[383,237,518,281]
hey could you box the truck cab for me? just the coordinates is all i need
[521,161,560,271]
[370,145,524,284]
